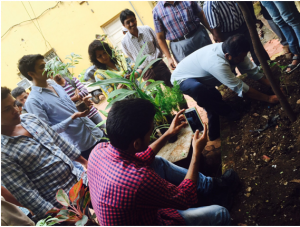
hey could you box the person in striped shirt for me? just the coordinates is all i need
[203,1,270,66]
[53,74,105,129]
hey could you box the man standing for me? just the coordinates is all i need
[18,54,104,159]
[171,34,279,141]
[153,1,212,70]
[1,87,88,220]
[203,1,270,66]
[121,9,172,87]
[88,98,239,226]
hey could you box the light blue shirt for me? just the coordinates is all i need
[24,80,103,151]
[171,43,264,97]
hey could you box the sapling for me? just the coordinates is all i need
[278,65,288,94]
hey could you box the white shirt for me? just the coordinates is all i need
[171,43,264,97]
[121,25,162,70]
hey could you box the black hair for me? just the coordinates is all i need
[222,34,251,58]
[120,9,136,25]
[106,98,156,150]
[18,54,44,81]
[11,87,26,98]
[1,87,11,100]
[88,40,117,70]
[15,101,23,107]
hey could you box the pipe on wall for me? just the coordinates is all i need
[129,1,144,25]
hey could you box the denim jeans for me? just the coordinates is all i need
[151,156,231,225]
[261,1,300,55]
[179,78,232,141]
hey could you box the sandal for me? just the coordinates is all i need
[286,55,300,74]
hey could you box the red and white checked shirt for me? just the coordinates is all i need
[87,142,198,225]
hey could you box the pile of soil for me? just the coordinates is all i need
[219,55,300,225]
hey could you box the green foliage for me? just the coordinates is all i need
[89,43,186,126]
[44,179,97,226]
[65,52,82,77]
[36,216,60,226]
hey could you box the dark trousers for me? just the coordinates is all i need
[81,138,108,160]
[222,23,270,66]
[180,78,232,141]
[143,60,172,87]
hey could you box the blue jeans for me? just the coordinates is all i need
[179,78,232,141]
[151,156,231,225]
[261,1,300,55]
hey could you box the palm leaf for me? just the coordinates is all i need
[105,90,137,110]
[105,70,124,79]
[144,81,164,91]
[107,89,136,100]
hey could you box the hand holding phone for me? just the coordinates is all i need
[166,109,188,137]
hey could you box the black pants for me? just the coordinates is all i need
[180,78,232,141]
[81,137,109,160]
[222,23,270,66]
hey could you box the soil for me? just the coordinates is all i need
[76,101,89,112]
[219,55,300,225]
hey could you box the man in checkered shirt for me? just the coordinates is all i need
[87,98,239,225]
[1,87,88,221]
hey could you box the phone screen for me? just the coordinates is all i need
[185,109,204,133]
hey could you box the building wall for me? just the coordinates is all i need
[1,1,155,89]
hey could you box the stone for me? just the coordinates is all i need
[245,193,251,197]
[246,187,252,192]
[297,99,300,104]
[253,113,259,117]
[262,115,268,120]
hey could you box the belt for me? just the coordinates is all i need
[170,29,198,43]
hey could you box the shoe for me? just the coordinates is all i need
[225,110,241,121]
[211,169,240,210]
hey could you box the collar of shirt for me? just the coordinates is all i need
[31,80,56,93]
[127,27,144,40]
[107,143,138,160]
[163,1,178,6]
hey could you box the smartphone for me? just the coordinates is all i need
[184,107,204,133]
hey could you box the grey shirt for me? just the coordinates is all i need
[171,43,264,97]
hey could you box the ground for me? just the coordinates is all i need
[220,55,300,225]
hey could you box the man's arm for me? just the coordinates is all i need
[156,31,177,70]
[244,87,279,103]
[1,159,54,219]
[75,156,88,169]
[197,10,213,34]
[1,186,23,207]
[150,109,188,155]
[25,99,89,133]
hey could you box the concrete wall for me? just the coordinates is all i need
[1,1,155,89]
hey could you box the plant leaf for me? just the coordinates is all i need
[91,213,97,219]
[139,80,148,90]
[134,55,147,71]
[99,109,108,117]
[82,191,91,210]
[105,90,137,110]
[56,189,70,207]
[56,215,69,223]
[107,89,133,100]
[46,207,60,214]
[69,179,83,203]
[134,43,147,68]
[75,215,88,226]
[93,119,106,129]
[145,81,164,91]
[105,70,123,79]
[88,78,132,87]
[141,58,161,79]
[57,209,69,216]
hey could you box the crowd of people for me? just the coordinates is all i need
[2,1,300,226]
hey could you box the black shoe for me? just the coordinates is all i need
[211,169,240,210]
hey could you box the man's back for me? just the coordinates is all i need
[88,143,193,226]
[25,81,103,151]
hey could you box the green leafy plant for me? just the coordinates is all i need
[36,216,60,226]
[89,43,167,124]
[258,60,277,73]
[44,53,82,79]
[65,52,82,77]
[45,178,97,226]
